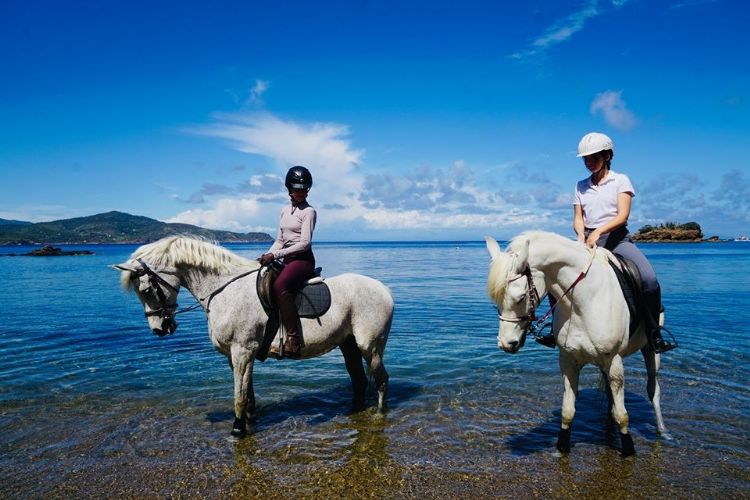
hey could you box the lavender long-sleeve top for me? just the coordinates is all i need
[267,201,316,259]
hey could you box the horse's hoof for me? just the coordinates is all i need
[350,398,366,414]
[556,428,571,454]
[620,432,636,457]
[231,417,247,437]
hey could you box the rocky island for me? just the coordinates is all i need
[1,245,95,257]
[632,222,715,242]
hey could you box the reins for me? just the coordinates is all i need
[134,259,261,318]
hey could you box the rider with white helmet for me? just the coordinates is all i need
[537,133,676,353]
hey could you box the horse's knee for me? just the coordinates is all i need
[611,409,629,433]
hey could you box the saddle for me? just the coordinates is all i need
[607,254,646,336]
[255,264,332,361]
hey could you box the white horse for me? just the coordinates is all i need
[114,236,392,436]
[485,231,667,456]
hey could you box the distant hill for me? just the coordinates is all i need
[0,211,273,244]
[0,218,33,226]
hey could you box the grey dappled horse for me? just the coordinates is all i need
[115,236,392,436]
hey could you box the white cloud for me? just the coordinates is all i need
[167,197,270,232]
[246,80,269,106]
[590,90,638,131]
[184,113,368,230]
[361,207,552,231]
[512,1,599,59]
[511,1,631,60]
[182,113,572,238]
[191,113,363,193]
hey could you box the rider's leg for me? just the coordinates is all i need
[273,259,314,358]
[612,239,676,353]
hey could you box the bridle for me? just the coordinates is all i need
[131,258,262,330]
[134,258,181,323]
[496,264,542,331]
[496,246,596,337]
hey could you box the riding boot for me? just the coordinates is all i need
[536,296,556,348]
[277,290,301,358]
[643,286,677,353]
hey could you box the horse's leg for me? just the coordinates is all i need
[558,354,580,454]
[606,354,635,456]
[339,335,368,411]
[642,347,667,435]
[230,344,254,437]
[599,368,614,428]
[363,345,389,412]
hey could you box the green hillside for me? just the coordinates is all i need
[0,211,272,244]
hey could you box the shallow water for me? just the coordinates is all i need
[1,241,749,497]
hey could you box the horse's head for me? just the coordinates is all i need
[113,258,181,337]
[485,236,539,354]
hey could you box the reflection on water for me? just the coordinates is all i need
[1,242,749,496]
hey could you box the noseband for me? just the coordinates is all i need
[134,258,180,323]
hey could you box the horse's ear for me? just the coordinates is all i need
[513,239,530,273]
[485,236,502,260]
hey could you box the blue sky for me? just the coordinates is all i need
[1,0,748,240]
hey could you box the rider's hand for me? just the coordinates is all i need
[259,253,275,266]
[585,230,601,248]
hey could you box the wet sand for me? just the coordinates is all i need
[2,382,748,499]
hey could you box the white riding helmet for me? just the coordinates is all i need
[577,132,614,157]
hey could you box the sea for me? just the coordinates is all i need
[1,240,749,498]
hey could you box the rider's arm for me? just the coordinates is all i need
[573,204,585,242]
[272,207,316,259]
[586,192,632,245]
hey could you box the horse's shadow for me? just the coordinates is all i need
[206,379,421,432]
[506,388,662,455]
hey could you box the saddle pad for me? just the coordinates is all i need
[608,257,643,336]
[295,282,331,318]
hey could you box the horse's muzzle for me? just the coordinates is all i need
[153,320,177,337]
[499,336,524,354]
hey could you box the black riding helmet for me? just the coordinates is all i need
[285,166,313,191]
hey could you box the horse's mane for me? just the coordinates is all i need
[120,235,260,290]
[487,231,577,304]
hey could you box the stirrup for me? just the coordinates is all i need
[651,326,678,353]
[534,322,555,348]
[536,334,556,348]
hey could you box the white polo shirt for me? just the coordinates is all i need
[573,170,635,229]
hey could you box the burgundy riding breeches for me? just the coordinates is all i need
[273,252,315,298]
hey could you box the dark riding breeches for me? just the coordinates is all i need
[273,257,315,299]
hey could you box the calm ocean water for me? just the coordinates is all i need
[1,240,749,497]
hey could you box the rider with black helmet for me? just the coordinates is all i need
[259,166,317,358]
